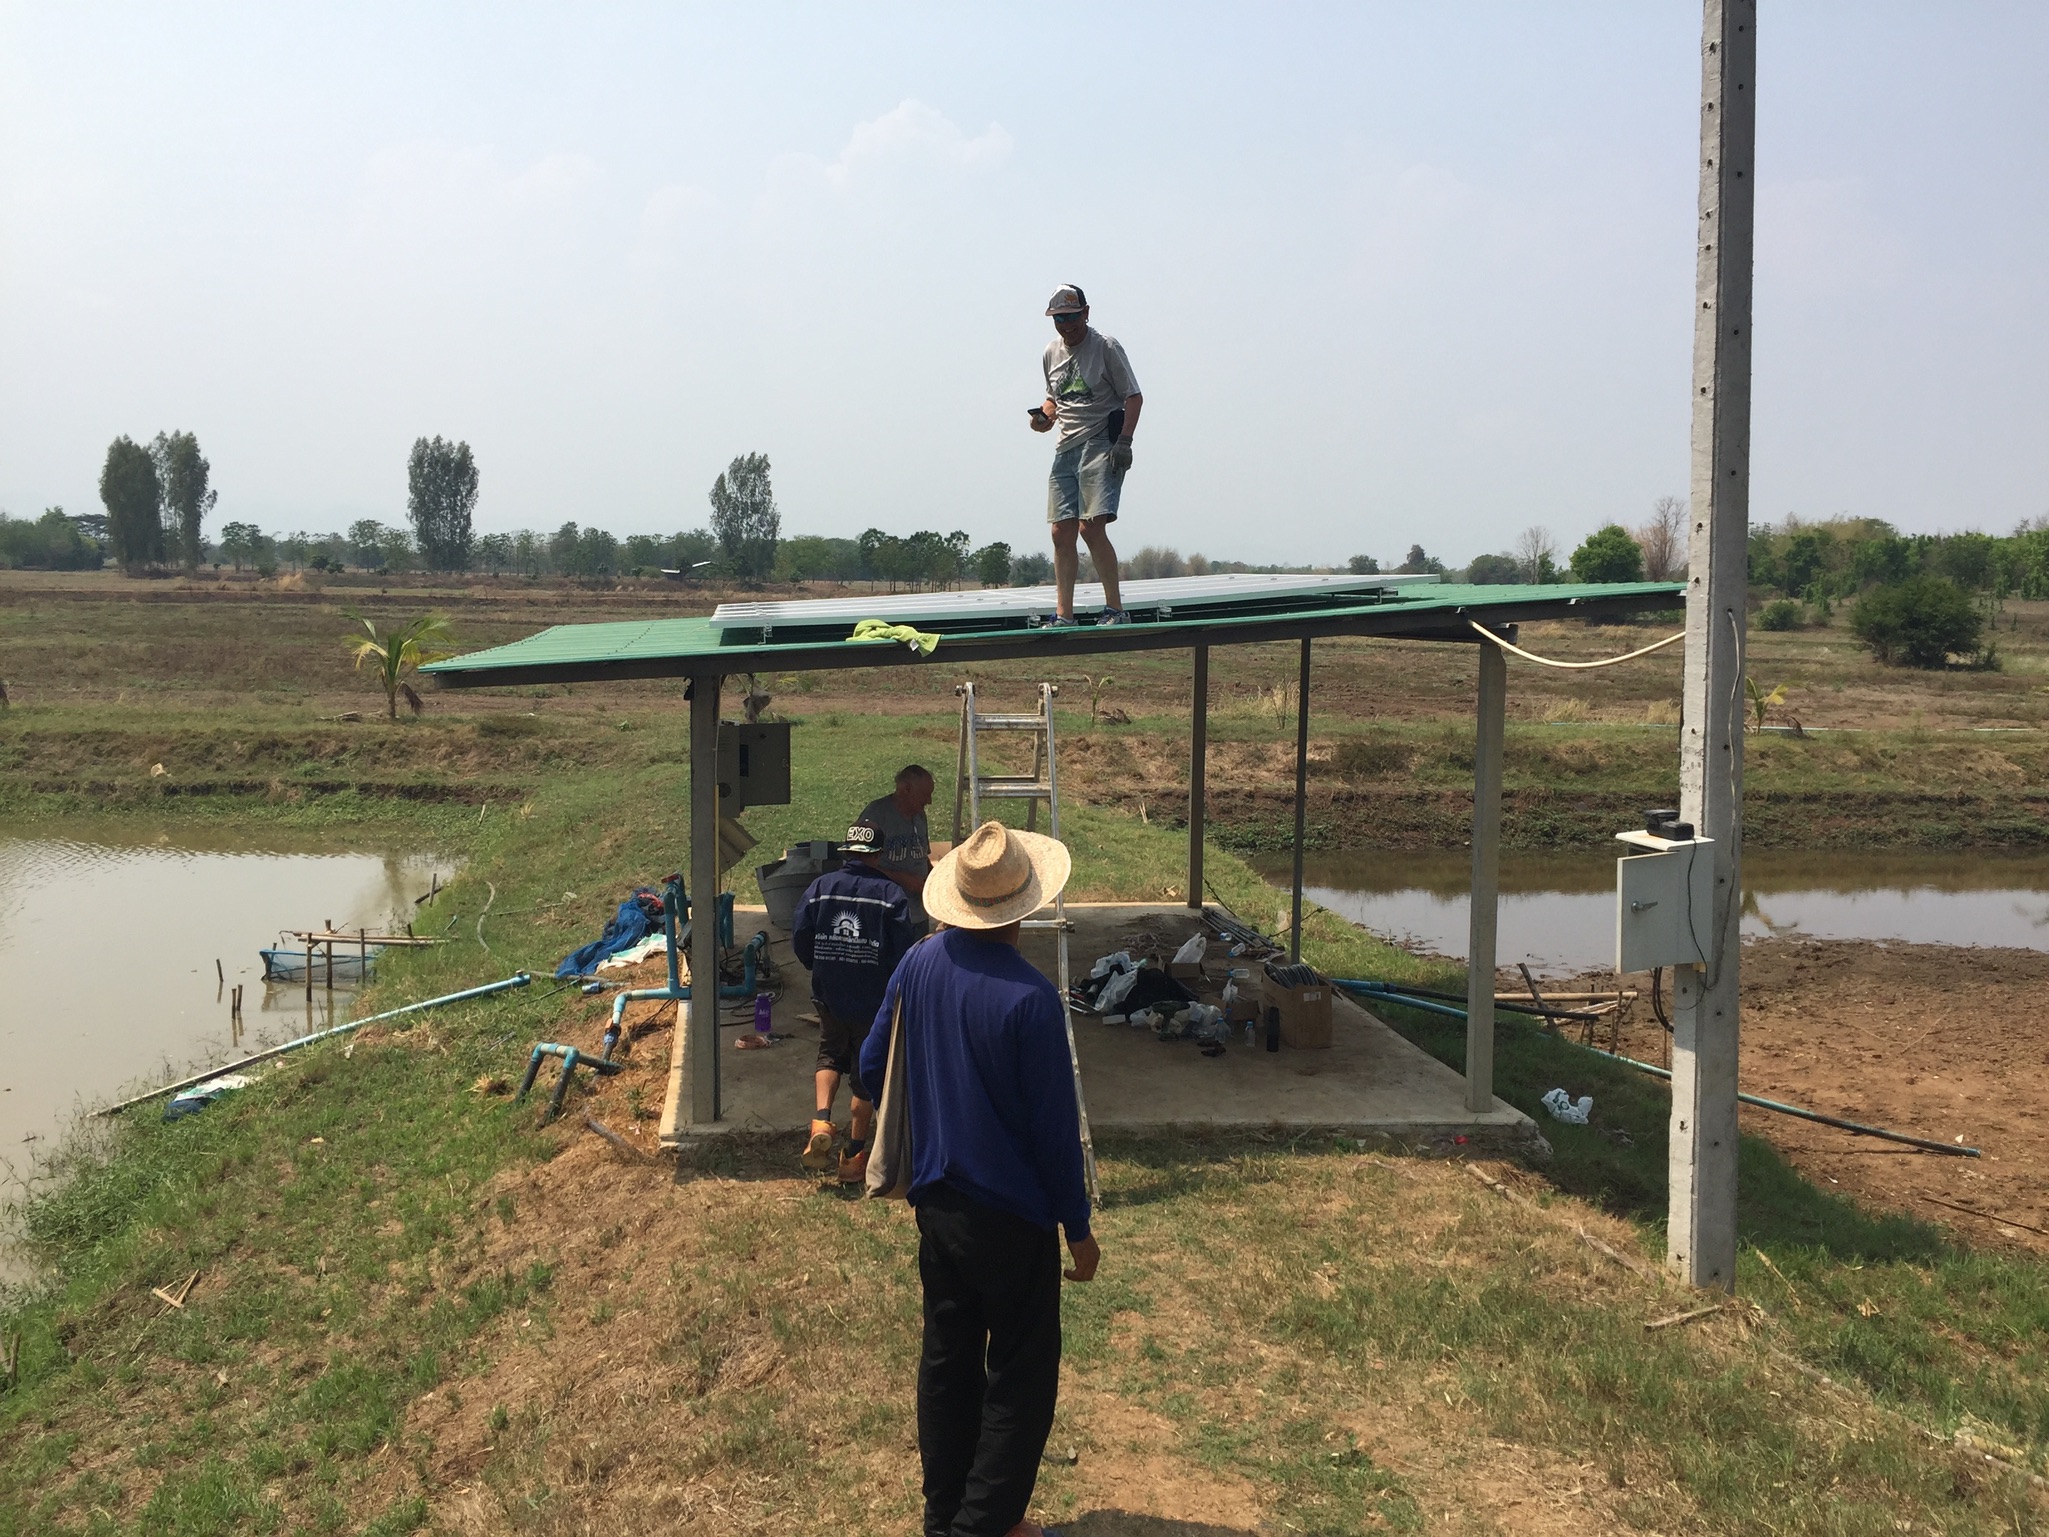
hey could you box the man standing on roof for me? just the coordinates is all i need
[791,821,918,1183]
[857,764,936,933]
[859,820,1098,1537]
[1031,285,1142,627]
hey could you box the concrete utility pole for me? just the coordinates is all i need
[1670,0,1755,1291]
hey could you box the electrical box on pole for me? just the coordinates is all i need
[1670,0,1756,1292]
[1616,832,1716,974]
[716,722,791,809]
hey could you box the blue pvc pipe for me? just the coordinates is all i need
[516,1040,625,1124]
[103,972,534,1116]
[1334,980,1472,1022]
[608,928,768,1040]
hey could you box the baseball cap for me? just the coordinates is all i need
[1045,285,1088,316]
[840,822,883,855]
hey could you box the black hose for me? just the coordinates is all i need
[1650,967,1673,1033]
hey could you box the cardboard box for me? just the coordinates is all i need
[1270,980,1333,1049]
[1167,960,1207,984]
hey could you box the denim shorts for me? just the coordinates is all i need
[1046,433,1123,525]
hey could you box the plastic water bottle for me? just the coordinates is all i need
[753,992,773,1040]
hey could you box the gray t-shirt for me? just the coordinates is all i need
[1043,328,1140,450]
[858,793,930,919]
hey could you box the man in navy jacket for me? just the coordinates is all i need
[861,820,1098,1537]
[792,822,917,1183]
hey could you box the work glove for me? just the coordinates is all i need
[1109,437,1134,474]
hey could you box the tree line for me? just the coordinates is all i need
[6,435,2038,649]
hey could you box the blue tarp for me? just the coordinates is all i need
[555,898,658,978]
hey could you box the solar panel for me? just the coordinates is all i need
[709,571,1439,633]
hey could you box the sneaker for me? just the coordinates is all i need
[1002,1523,1059,1537]
[1096,608,1131,626]
[801,1118,837,1171]
[837,1146,869,1185]
[1045,614,1080,628]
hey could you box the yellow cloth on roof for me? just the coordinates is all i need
[850,618,941,656]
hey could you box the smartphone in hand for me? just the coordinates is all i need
[1028,405,1048,422]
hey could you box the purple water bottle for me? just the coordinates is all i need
[754,991,773,1039]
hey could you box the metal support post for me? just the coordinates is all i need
[1188,644,1209,909]
[1671,0,1755,1291]
[663,673,724,1139]
[1465,640,1506,1114]
[1289,637,1310,962]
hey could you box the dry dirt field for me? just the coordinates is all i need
[1544,938,2049,1257]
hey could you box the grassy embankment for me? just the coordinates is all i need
[1,571,2046,1531]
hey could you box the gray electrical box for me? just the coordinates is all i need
[717,722,792,809]
[1615,832,1716,973]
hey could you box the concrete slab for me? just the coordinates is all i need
[668,904,1541,1153]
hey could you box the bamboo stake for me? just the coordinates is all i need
[150,1271,199,1310]
[1644,1301,1724,1331]
[1577,1225,1666,1285]
[582,1114,654,1164]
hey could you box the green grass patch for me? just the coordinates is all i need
[1380,1000,2049,1467]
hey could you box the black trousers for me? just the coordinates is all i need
[915,1183,1063,1537]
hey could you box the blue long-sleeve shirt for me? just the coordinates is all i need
[791,865,916,1027]
[859,929,1091,1241]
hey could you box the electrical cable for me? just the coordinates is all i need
[1649,966,1672,1032]
[1467,621,1684,669]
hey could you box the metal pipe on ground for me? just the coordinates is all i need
[99,972,534,1116]
[1330,980,1981,1160]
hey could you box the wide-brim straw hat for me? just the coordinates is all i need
[923,820,1071,931]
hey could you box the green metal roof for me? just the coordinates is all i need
[422,580,1684,688]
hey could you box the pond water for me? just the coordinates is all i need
[0,829,449,1179]
[1254,849,2049,976]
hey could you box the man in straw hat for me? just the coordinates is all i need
[860,819,1099,1537]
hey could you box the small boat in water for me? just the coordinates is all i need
[261,946,383,983]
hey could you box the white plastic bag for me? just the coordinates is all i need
[1540,1087,1592,1125]
[1171,934,1207,966]
[1096,965,1141,1015]
[1091,950,1136,980]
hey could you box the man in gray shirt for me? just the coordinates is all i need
[857,763,935,930]
[1031,285,1143,627]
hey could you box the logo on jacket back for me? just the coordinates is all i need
[829,911,863,943]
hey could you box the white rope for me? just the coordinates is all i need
[1468,620,1685,670]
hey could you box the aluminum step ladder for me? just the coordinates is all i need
[951,681,1098,1203]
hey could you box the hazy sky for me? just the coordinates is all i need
[3,3,2044,567]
